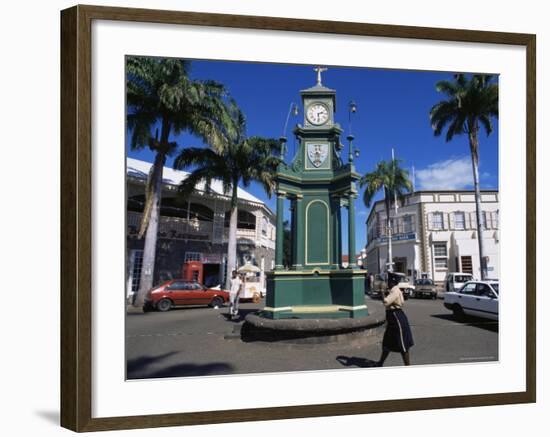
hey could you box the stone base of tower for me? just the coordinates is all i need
[241,306,384,344]
[262,269,368,320]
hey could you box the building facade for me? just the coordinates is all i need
[365,190,499,283]
[126,158,276,297]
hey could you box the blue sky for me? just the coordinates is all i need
[127,59,499,250]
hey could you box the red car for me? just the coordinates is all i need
[143,279,230,312]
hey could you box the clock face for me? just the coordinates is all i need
[306,103,329,125]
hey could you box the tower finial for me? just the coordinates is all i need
[314,66,328,86]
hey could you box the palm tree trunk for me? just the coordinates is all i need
[469,130,488,280]
[225,184,239,290]
[133,151,166,308]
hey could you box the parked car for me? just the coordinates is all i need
[412,278,438,299]
[143,279,230,312]
[371,272,415,299]
[444,272,474,292]
[444,280,499,320]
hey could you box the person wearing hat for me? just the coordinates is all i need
[375,271,414,366]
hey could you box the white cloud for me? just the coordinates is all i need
[416,157,478,190]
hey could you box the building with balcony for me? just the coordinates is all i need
[365,190,499,283]
[126,158,276,295]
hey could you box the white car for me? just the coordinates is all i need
[444,280,499,320]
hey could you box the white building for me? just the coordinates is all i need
[365,190,499,283]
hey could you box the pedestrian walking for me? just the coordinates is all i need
[375,271,414,366]
[228,270,242,319]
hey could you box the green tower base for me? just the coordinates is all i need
[262,269,368,319]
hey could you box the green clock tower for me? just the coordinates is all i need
[263,67,368,320]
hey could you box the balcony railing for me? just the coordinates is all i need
[127,211,269,244]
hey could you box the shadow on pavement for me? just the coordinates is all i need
[127,352,179,375]
[127,352,234,379]
[336,355,378,368]
[431,313,499,332]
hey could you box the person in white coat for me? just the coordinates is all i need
[228,270,242,319]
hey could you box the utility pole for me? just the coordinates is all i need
[386,148,398,273]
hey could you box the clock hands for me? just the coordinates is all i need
[307,104,328,125]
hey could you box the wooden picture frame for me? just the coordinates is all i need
[60,4,536,432]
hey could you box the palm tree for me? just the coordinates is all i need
[361,159,412,272]
[429,73,498,280]
[174,110,280,289]
[126,56,236,308]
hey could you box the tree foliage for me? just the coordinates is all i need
[126,56,237,237]
[360,159,412,211]
[174,108,281,206]
[430,73,498,162]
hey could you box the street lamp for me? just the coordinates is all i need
[280,102,299,159]
[348,101,358,164]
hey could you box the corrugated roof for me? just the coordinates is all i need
[126,157,265,205]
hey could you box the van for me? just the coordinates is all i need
[444,272,474,292]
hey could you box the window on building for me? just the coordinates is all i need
[433,243,448,271]
[454,212,465,230]
[261,217,268,236]
[432,212,444,230]
[224,210,257,230]
[433,243,447,257]
[377,220,386,237]
[402,215,414,233]
[185,252,202,262]
[480,211,488,229]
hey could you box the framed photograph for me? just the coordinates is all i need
[60,4,536,432]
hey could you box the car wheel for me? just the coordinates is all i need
[409,290,415,299]
[209,296,224,308]
[452,304,465,321]
[156,298,172,312]
[432,293,437,300]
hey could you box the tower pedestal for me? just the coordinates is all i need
[263,269,368,319]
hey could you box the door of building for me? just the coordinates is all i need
[128,250,144,296]
[461,256,473,274]
[394,257,407,274]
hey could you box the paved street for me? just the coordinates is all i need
[126,296,498,380]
